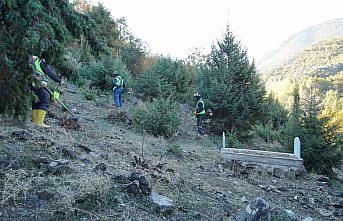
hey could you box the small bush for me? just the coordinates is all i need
[226,130,244,148]
[73,76,86,88]
[133,97,181,137]
[166,144,183,157]
[83,89,97,101]
[254,122,280,142]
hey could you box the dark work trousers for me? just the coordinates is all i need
[32,87,50,111]
[196,115,205,135]
[113,87,123,107]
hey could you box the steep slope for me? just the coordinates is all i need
[0,83,342,220]
[258,18,343,70]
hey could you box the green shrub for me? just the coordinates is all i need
[83,89,97,101]
[73,76,87,88]
[153,57,195,101]
[260,93,288,130]
[300,91,342,176]
[133,97,181,137]
[226,130,244,148]
[166,144,183,157]
[134,56,195,101]
[254,122,280,142]
[134,69,174,100]
[279,86,302,150]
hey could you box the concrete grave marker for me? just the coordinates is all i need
[294,137,301,159]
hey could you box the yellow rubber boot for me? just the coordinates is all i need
[32,110,39,125]
[36,110,50,128]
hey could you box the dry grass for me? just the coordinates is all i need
[1,83,342,220]
[0,169,36,207]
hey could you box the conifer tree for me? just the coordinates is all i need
[134,68,174,100]
[281,85,302,150]
[300,89,342,176]
[87,3,119,50]
[0,0,91,119]
[196,28,265,137]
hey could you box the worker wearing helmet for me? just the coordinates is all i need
[193,92,206,137]
[112,71,125,108]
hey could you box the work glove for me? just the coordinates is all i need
[52,90,60,100]
[193,111,197,116]
[41,81,48,88]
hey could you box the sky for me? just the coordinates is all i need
[90,0,343,61]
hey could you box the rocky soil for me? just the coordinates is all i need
[0,83,342,221]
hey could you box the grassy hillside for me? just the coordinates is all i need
[1,82,342,220]
[1,2,342,220]
[258,18,343,70]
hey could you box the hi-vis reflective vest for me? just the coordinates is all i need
[196,99,206,115]
[34,58,45,76]
[32,58,47,88]
[114,76,124,89]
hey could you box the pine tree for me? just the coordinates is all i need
[0,0,93,120]
[116,18,146,76]
[152,57,194,101]
[133,97,181,137]
[301,89,342,176]
[281,85,302,150]
[87,3,119,50]
[196,28,265,137]
[260,93,288,130]
[134,68,174,100]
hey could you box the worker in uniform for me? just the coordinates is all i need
[30,55,61,127]
[193,92,206,137]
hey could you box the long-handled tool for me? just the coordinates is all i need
[45,87,74,115]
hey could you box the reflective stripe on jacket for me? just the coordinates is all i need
[113,76,124,90]
[34,58,44,75]
[115,76,124,87]
[196,99,206,115]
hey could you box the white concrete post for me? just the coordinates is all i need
[294,137,301,159]
[222,132,226,149]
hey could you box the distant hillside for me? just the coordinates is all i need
[258,18,343,71]
[263,37,343,133]
[263,37,343,77]
[263,37,343,93]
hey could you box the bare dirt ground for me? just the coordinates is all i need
[0,83,342,221]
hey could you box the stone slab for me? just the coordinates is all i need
[221,148,304,169]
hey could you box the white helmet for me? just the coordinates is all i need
[193,92,201,97]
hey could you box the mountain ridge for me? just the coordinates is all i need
[258,18,343,71]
